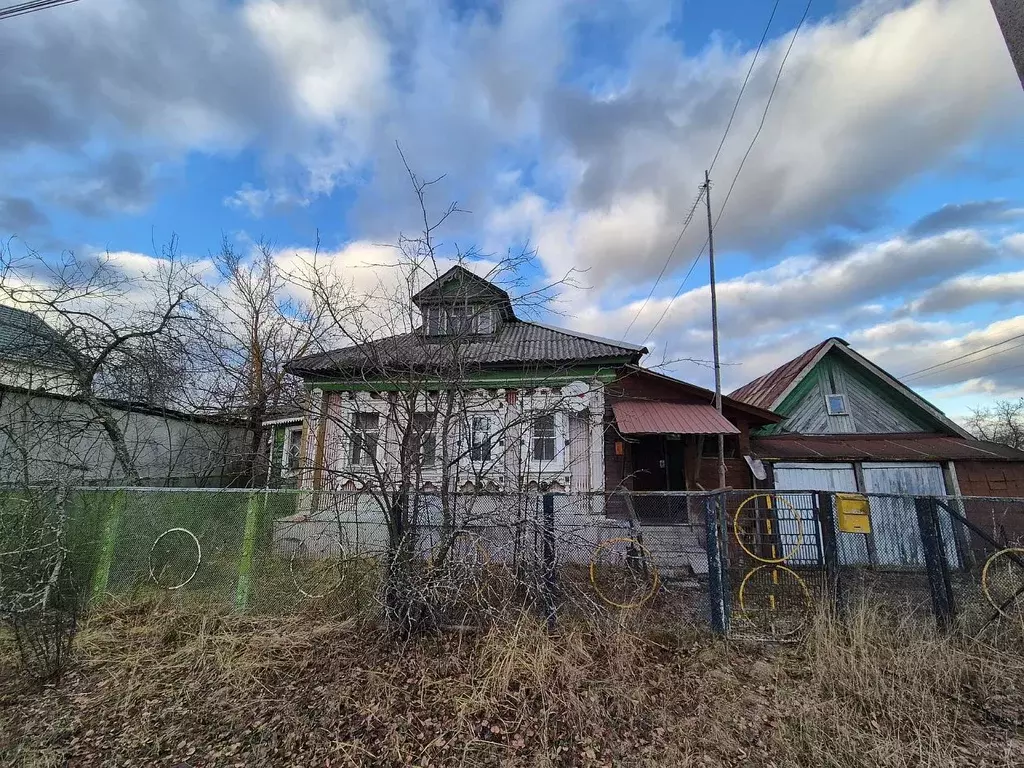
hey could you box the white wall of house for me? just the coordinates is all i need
[0,360,79,395]
[298,382,606,494]
[0,388,251,486]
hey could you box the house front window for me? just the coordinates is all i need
[282,425,303,476]
[413,413,437,467]
[350,412,380,465]
[532,412,557,462]
[470,416,492,462]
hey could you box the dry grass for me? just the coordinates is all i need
[1,601,1023,767]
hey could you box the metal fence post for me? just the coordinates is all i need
[542,492,557,631]
[915,496,955,632]
[705,493,730,635]
[234,492,264,612]
[90,490,125,603]
[817,492,846,620]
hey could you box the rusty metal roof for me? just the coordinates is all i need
[752,434,1024,462]
[612,401,740,435]
[728,339,833,409]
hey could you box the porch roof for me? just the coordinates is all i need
[611,401,740,435]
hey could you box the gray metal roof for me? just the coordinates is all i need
[286,320,647,377]
[0,305,79,371]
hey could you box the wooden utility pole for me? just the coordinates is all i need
[705,170,726,489]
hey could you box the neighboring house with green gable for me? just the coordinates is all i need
[730,337,1024,565]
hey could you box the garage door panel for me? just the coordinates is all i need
[862,462,956,567]
[772,463,865,565]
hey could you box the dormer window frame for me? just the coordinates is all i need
[421,304,498,337]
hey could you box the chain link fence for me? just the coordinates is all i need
[4,487,1024,640]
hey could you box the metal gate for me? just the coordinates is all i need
[719,491,827,640]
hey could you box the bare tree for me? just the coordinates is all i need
[190,236,355,483]
[965,398,1024,450]
[287,160,595,632]
[0,238,206,485]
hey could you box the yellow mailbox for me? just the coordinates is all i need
[835,493,871,534]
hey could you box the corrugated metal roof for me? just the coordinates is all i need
[286,320,645,376]
[728,339,832,409]
[0,305,79,371]
[752,434,1024,462]
[612,401,740,435]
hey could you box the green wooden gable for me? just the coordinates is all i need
[760,348,953,436]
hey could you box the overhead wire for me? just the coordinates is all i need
[622,0,783,340]
[902,338,1024,383]
[642,0,814,346]
[708,0,783,175]
[900,331,1024,381]
[0,0,79,21]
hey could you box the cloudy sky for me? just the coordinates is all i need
[1,0,1022,419]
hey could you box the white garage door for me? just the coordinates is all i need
[861,462,957,567]
[772,463,866,565]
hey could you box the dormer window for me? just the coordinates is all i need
[425,306,444,335]
[476,308,494,334]
[422,305,497,336]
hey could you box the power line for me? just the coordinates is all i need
[642,0,814,346]
[622,187,704,337]
[708,0,783,174]
[902,335,1024,383]
[622,0,783,340]
[0,0,79,21]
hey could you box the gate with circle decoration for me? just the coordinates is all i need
[721,491,827,640]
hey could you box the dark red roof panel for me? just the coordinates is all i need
[729,339,833,410]
[612,401,740,435]
[752,434,1024,462]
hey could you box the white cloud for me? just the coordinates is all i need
[224,185,310,218]
[905,269,1024,314]
[503,0,1023,289]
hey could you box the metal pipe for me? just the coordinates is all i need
[705,170,726,489]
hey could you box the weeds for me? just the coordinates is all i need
[2,602,1022,766]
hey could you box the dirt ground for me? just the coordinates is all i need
[2,602,1024,767]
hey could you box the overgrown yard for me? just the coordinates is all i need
[2,602,1024,767]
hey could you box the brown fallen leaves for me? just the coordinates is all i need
[2,603,1023,767]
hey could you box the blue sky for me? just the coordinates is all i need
[1,0,1023,419]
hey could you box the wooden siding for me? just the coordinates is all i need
[765,351,939,435]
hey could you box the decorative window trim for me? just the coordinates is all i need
[349,410,381,466]
[528,410,565,471]
[469,414,494,463]
[281,425,304,477]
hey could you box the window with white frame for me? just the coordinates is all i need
[413,413,437,467]
[475,307,494,334]
[350,411,380,465]
[825,393,848,416]
[470,415,492,462]
[447,306,472,335]
[422,304,496,336]
[425,306,444,335]
[531,412,557,462]
[282,425,303,475]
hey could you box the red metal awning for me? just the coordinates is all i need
[611,401,740,435]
